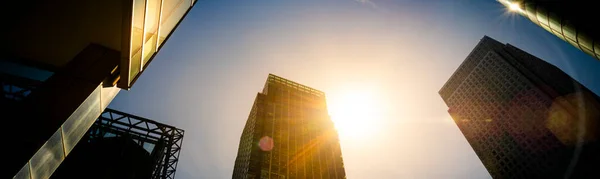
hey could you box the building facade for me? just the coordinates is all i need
[498,0,599,60]
[233,74,346,179]
[439,36,600,178]
[2,0,195,178]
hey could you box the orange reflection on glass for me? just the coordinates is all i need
[546,92,600,146]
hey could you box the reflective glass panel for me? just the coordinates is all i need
[130,50,141,80]
[14,163,31,179]
[101,86,120,109]
[142,0,161,67]
[525,5,537,24]
[61,86,101,155]
[535,8,549,26]
[30,129,65,179]
[548,13,561,32]
[536,8,549,25]
[562,21,576,41]
[551,30,565,41]
[577,33,593,50]
[567,38,579,49]
[130,0,146,82]
[158,0,191,46]
[540,24,551,34]
[582,46,594,56]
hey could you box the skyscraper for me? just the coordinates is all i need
[498,0,599,60]
[2,0,195,178]
[439,36,600,178]
[233,74,346,179]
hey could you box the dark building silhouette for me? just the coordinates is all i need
[1,0,195,178]
[498,0,599,60]
[233,74,346,179]
[51,109,184,179]
[1,67,186,179]
[440,36,600,178]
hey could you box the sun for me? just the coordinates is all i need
[509,3,521,11]
[498,0,524,13]
[328,90,382,140]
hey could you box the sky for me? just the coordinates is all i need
[109,0,600,178]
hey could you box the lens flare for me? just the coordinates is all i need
[259,136,274,151]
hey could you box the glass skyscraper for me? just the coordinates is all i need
[498,0,599,60]
[2,1,195,178]
[233,74,346,179]
[440,36,600,178]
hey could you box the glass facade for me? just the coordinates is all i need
[233,74,346,179]
[5,46,123,179]
[440,36,600,178]
[13,85,118,179]
[4,0,196,177]
[5,0,197,89]
[499,0,599,60]
[122,0,196,88]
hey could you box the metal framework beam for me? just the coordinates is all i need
[88,108,185,179]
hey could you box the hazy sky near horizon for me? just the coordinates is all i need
[110,0,600,178]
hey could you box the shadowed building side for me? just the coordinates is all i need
[1,0,196,178]
[439,36,600,178]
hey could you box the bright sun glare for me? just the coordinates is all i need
[499,0,523,13]
[328,90,382,140]
[509,3,521,11]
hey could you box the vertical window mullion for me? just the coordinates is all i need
[140,0,150,72]
[156,0,164,51]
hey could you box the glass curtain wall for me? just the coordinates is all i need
[126,0,196,87]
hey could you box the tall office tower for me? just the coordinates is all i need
[233,74,346,179]
[1,0,195,178]
[498,0,599,60]
[439,36,600,178]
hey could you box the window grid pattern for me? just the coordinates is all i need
[439,36,505,101]
[445,51,567,178]
[124,0,195,88]
[233,75,345,179]
[266,74,325,98]
[502,44,582,97]
[233,95,262,178]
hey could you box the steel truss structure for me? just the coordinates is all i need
[88,108,185,179]
[1,70,185,179]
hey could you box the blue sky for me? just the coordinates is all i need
[109,0,600,178]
